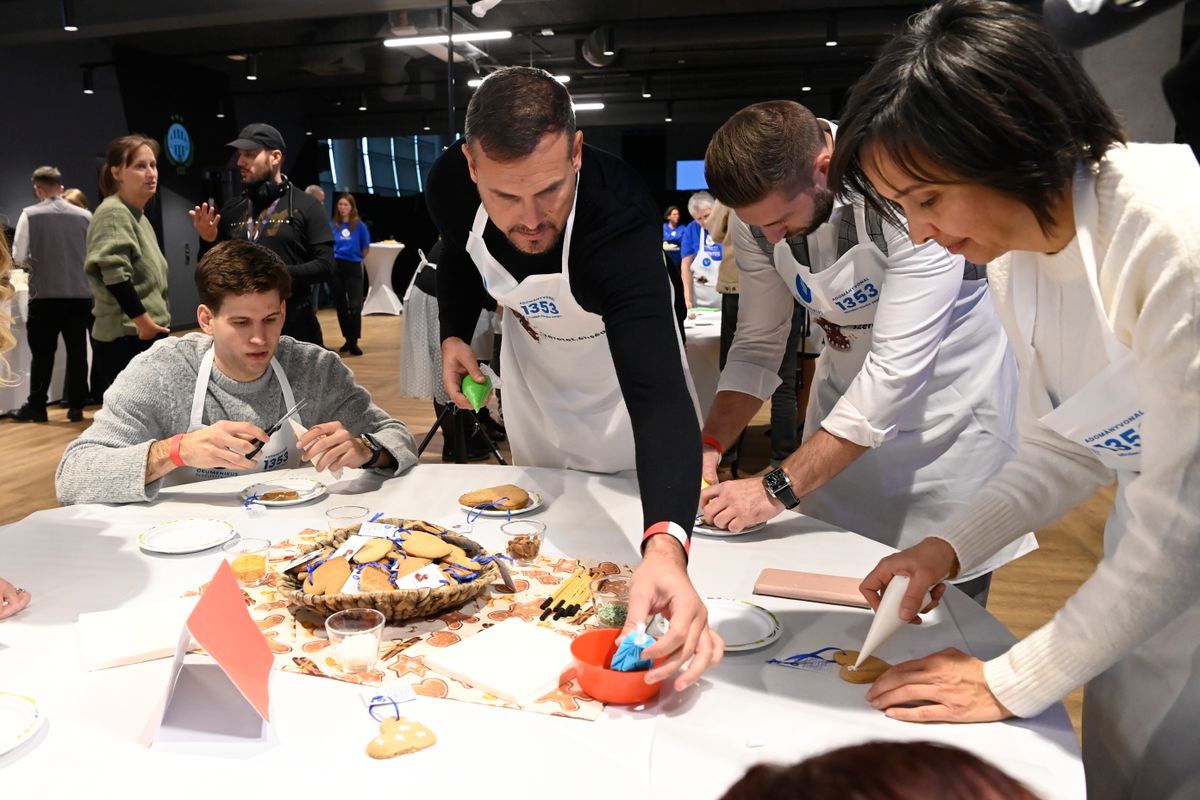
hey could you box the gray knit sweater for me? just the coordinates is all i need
[56,333,418,504]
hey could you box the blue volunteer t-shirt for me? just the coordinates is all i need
[332,221,371,262]
[680,220,702,259]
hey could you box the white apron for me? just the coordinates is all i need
[164,346,303,485]
[689,228,722,308]
[775,203,1034,579]
[1012,165,1199,800]
[464,187,648,473]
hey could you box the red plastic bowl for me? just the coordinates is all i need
[570,628,664,706]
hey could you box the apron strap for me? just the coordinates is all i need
[189,346,217,430]
[270,357,301,427]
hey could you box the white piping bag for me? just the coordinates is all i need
[853,575,932,669]
[289,418,344,480]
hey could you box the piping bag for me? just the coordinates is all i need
[288,418,344,480]
[853,575,932,670]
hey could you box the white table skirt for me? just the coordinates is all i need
[0,280,90,410]
[685,308,722,420]
[362,242,405,316]
[0,465,1083,798]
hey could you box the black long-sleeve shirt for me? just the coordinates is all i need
[426,141,699,541]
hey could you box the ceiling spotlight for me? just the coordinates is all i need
[471,0,503,18]
[553,74,571,84]
[601,27,615,57]
[61,0,78,31]
[825,16,838,47]
[467,78,484,88]
[540,28,555,36]
[641,77,652,99]
[573,102,605,111]
[82,67,94,94]
[216,98,225,118]
[226,53,248,62]
[665,102,673,123]
[422,115,431,131]
[801,83,812,92]
[306,131,313,136]
[384,30,512,48]
[246,54,258,81]
[358,91,368,112]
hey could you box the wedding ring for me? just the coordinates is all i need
[15,588,26,594]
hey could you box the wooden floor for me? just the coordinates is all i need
[0,309,1106,736]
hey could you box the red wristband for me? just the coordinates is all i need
[642,521,691,556]
[169,434,187,468]
[701,434,724,456]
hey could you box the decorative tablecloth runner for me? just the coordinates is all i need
[187,526,633,722]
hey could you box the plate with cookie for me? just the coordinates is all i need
[138,518,237,554]
[692,514,767,537]
[0,692,44,757]
[457,484,542,517]
[241,478,327,507]
[704,597,783,652]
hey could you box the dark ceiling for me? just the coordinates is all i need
[3,0,1196,137]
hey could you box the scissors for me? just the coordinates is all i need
[245,398,307,459]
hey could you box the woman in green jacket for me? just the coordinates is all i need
[85,134,171,401]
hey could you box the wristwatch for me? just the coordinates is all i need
[762,467,800,510]
[359,433,385,469]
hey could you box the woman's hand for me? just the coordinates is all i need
[866,647,1013,723]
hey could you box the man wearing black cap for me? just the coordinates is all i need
[189,123,333,346]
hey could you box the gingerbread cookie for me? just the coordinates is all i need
[366,716,436,759]
[399,530,453,560]
[302,556,351,597]
[393,556,433,579]
[457,484,530,511]
[261,489,301,502]
[832,649,892,684]
[358,564,394,593]
[443,544,482,571]
[353,537,393,564]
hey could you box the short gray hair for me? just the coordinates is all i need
[32,166,62,186]
[687,191,715,217]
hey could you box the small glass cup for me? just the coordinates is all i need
[590,575,632,628]
[325,608,385,673]
[326,505,370,534]
[500,520,546,565]
[222,537,271,586]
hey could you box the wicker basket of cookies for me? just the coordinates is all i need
[277,517,500,622]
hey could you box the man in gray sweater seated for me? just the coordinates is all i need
[56,240,418,505]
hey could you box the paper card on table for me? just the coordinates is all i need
[77,596,199,671]
[275,547,328,574]
[359,521,401,539]
[422,618,574,707]
[395,566,446,590]
[330,534,375,561]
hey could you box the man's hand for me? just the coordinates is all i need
[859,536,958,621]
[441,337,488,410]
[700,442,722,487]
[189,202,221,242]
[299,421,373,472]
[0,578,31,620]
[866,647,1013,723]
[180,420,272,471]
[624,535,724,692]
[699,476,783,532]
[133,313,170,340]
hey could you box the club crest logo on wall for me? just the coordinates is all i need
[165,115,194,174]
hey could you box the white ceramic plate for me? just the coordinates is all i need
[704,597,782,652]
[240,478,327,507]
[457,490,543,517]
[138,519,237,554]
[0,693,44,757]
[692,515,766,537]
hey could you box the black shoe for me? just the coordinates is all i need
[68,408,84,422]
[7,404,48,423]
[348,344,363,356]
[338,342,351,353]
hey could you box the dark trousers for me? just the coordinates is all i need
[90,334,158,403]
[770,301,808,463]
[282,299,324,347]
[332,258,364,344]
[25,298,92,409]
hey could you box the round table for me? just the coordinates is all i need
[361,242,406,316]
[0,465,1083,798]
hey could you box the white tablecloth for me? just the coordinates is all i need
[362,242,405,316]
[1,276,90,410]
[0,465,1083,798]
[685,308,722,419]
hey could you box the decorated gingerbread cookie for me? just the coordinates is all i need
[832,649,892,684]
[366,716,437,759]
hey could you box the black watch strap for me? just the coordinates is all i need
[763,467,801,510]
[360,433,384,469]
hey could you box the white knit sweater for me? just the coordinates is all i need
[933,143,1200,717]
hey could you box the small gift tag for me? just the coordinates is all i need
[395,566,447,590]
[359,521,402,540]
[330,534,376,561]
[360,686,417,716]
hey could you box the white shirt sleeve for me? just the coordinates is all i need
[12,212,29,266]
[820,220,965,447]
[715,214,795,400]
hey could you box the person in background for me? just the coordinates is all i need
[830,2,1200,796]
[189,123,334,347]
[85,135,171,402]
[62,188,89,211]
[662,205,684,269]
[719,741,1038,800]
[57,240,417,505]
[303,184,330,310]
[6,166,93,423]
[0,229,32,618]
[679,191,721,312]
[304,184,326,206]
[330,192,370,356]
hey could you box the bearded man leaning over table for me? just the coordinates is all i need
[56,240,418,505]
